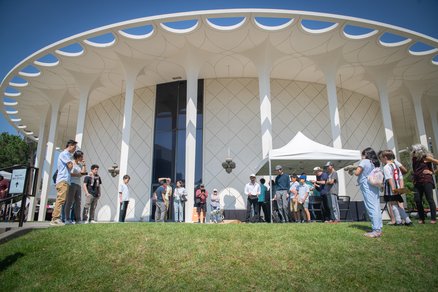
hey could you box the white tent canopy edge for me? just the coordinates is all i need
[255,131,361,175]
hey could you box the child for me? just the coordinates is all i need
[118,174,130,222]
[381,150,412,226]
[289,174,299,222]
[297,174,311,222]
[210,188,221,223]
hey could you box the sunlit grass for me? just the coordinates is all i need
[0,222,437,291]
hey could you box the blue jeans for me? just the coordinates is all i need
[330,194,340,221]
[173,200,183,222]
[61,202,75,222]
[360,182,382,232]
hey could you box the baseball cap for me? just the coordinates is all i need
[275,165,282,170]
[325,161,334,167]
[213,188,218,192]
[250,173,256,178]
[299,174,307,181]
[313,166,322,173]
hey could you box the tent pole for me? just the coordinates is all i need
[268,152,273,224]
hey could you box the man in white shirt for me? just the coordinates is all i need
[244,174,260,223]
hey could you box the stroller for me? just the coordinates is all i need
[210,207,224,223]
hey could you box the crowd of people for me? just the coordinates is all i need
[242,163,342,224]
[240,143,438,238]
[2,138,437,232]
[352,145,437,238]
[50,139,106,226]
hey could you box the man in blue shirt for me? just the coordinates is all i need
[51,139,77,226]
[154,180,167,222]
[274,165,290,223]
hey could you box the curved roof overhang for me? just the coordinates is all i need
[1,9,437,144]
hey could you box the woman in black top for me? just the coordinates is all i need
[411,144,438,224]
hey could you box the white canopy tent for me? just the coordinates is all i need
[255,131,361,223]
[255,132,361,175]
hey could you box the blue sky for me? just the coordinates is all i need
[1,0,437,136]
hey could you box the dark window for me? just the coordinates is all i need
[151,80,203,220]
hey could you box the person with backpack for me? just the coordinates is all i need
[354,147,383,238]
[380,150,412,226]
[378,150,408,225]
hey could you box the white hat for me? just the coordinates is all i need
[250,173,256,178]
[213,188,218,192]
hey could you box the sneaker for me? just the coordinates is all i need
[84,220,89,224]
[50,219,65,226]
[64,220,73,225]
[90,220,97,223]
[364,231,382,238]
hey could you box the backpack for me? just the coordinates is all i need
[367,167,384,187]
[383,164,404,202]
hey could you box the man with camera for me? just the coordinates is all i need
[195,184,208,223]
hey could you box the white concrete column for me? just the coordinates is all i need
[323,68,346,196]
[27,109,48,221]
[377,83,396,153]
[325,71,343,149]
[407,84,428,147]
[68,71,99,148]
[38,100,62,221]
[244,40,281,159]
[412,95,428,146]
[74,88,90,148]
[115,76,135,221]
[258,67,273,158]
[68,70,100,148]
[116,55,145,221]
[428,103,438,154]
[185,69,199,222]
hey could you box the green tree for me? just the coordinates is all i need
[0,132,35,169]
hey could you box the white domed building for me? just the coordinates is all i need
[2,9,437,222]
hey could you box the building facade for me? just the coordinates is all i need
[1,10,437,222]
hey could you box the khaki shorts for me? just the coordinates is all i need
[290,198,298,212]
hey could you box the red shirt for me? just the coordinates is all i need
[195,189,208,203]
[412,156,434,185]
[0,178,9,199]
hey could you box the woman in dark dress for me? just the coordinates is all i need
[411,144,438,224]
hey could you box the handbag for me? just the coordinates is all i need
[181,194,188,202]
[367,167,384,187]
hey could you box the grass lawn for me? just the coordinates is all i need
[0,222,437,291]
